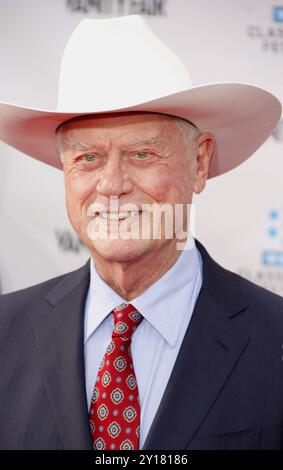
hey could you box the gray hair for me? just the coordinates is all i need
[173,117,200,151]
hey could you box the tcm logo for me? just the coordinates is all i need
[273,6,283,23]
[262,208,283,267]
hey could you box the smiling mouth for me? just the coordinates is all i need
[94,210,142,221]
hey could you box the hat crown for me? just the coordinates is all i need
[57,15,191,112]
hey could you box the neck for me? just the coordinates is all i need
[91,239,185,301]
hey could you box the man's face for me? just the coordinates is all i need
[57,112,213,263]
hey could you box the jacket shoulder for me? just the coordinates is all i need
[235,270,283,307]
[196,239,283,325]
[0,261,90,321]
[228,267,283,322]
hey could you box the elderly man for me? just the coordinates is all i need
[0,16,283,451]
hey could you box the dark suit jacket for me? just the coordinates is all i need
[1,240,283,450]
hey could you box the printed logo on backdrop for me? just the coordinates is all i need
[262,207,283,268]
[66,0,167,16]
[247,5,283,53]
[238,205,283,296]
[55,229,87,253]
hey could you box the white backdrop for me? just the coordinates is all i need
[0,0,282,294]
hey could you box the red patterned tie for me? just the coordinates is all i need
[89,303,143,450]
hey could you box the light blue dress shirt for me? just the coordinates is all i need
[84,235,203,449]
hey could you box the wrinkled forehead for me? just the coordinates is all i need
[56,111,181,134]
[55,112,195,152]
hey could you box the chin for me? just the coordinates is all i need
[90,238,154,263]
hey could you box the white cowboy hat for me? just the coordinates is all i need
[0,15,281,178]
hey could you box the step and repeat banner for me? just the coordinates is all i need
[0,0,282,294]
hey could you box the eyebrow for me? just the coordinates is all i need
[124,136,162,148]
[64,136,94,151]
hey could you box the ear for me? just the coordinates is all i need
[193,132,215,194]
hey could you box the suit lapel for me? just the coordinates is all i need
[32,261,93,450]
[142,241,250,450]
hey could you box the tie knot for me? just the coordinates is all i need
[112,303,143,341]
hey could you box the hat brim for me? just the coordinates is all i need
[0,82,281,178]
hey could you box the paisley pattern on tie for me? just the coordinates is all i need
[89,303,143,450]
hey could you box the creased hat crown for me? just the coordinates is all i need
[57,15,191,112]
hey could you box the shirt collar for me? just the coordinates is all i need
[84,234,202,348]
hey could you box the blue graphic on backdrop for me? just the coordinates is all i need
[262,207,283,267]
[247,5,283,53]
[273,6,283,23]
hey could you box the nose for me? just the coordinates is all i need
[95,158,133,197]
